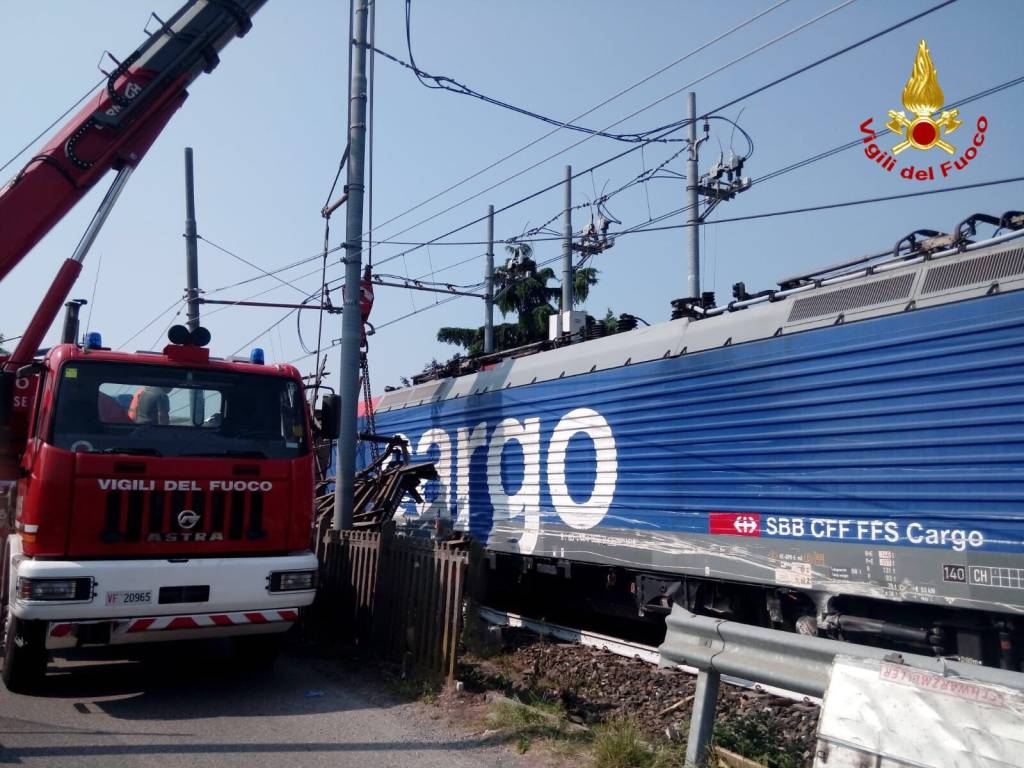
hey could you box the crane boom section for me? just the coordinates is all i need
[0,0,266,283]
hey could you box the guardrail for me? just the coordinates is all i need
[658,606,1024,767]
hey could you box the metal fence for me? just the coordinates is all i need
[658,606,1024,767]
[316,527,381,647]
[372,534,467,681]
[314,521,468,680]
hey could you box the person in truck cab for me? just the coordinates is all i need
[128,385,171,425]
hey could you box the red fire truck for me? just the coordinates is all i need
[0,0,325,692]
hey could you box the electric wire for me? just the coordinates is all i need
[194,0,963,297]
[707,0,959,118]
[0,76,104,177]
[368,0,860,252]
[148,301,187,352]
[203,251,325,296]
[635,175,1024,234]
[396,1,682,143]
[83,250,104,342]
[357,174,1024,338]
[117,297,187,351]
[290,251,566,365]
[203,263,327,317]
[366,71,1024,252]
[230,303,303,358]
[358,0,792,241]
[199,234,309,297]
[187,57,1016,324]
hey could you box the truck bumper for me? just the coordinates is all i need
[44,608,300,650]
[6,536,317,650]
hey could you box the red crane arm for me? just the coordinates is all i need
[0,0,267,284]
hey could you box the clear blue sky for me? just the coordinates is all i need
[2,0,1021,390]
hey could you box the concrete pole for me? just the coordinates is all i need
[561,165,573,319]
[484,205,494,354]
[184,147,200,332]
[685,92,700,299]
[333,0,369,531]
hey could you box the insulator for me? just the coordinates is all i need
[617,313,638,332]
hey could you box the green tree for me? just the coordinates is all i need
[436,243,600,355]
[0,333,9,357]
[603,308,617,333]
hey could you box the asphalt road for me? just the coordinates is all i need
[0,643,522,768]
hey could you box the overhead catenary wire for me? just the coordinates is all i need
[394,0,682,144]
[194,61,1012,313]
[288,170,1024,366]
[706,0,958,118]
[194,1,980,302]
[633,175,1024,234]
[203,263,328,317]
[358,174,1024,336]
[362,71,1024,253]
[199,234,309,297]
[358,0,792,242]
[203,250,326,296]
[289,250,568,366]
[364,0,962,267]
[196,63,1020,321]
[368,0,860,255]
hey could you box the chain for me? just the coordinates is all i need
[360,351,380,461]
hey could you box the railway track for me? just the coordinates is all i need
[477,605,819,705]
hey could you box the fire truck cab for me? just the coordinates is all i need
[0,330,318,692]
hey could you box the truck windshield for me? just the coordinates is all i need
[50,361,308,459]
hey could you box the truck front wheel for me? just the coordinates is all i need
[2,614,48,693]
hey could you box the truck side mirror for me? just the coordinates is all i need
[319,394,340,441]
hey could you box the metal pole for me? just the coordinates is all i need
[561,165,573,316]
[8,166,133,366]
[484,205,494,353]
[71,167,135,266]
[686,92,700,299]
[184,147,201,332]
[685,668,720,767]
[333,0,369,532]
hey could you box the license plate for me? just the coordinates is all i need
[105,590,152,606]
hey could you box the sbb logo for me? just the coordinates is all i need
[709,512,761,537]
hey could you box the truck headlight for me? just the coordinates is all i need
[268,570,317,592]
[17,577,93,601]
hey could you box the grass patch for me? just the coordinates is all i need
[592,719,686,768]
[384,672,442,704]
[714,709,810,768]
[483,702,687,766]
[484,696,588,754]
[592,720,657,768]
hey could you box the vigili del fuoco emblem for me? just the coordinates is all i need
[860,39,988,180]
